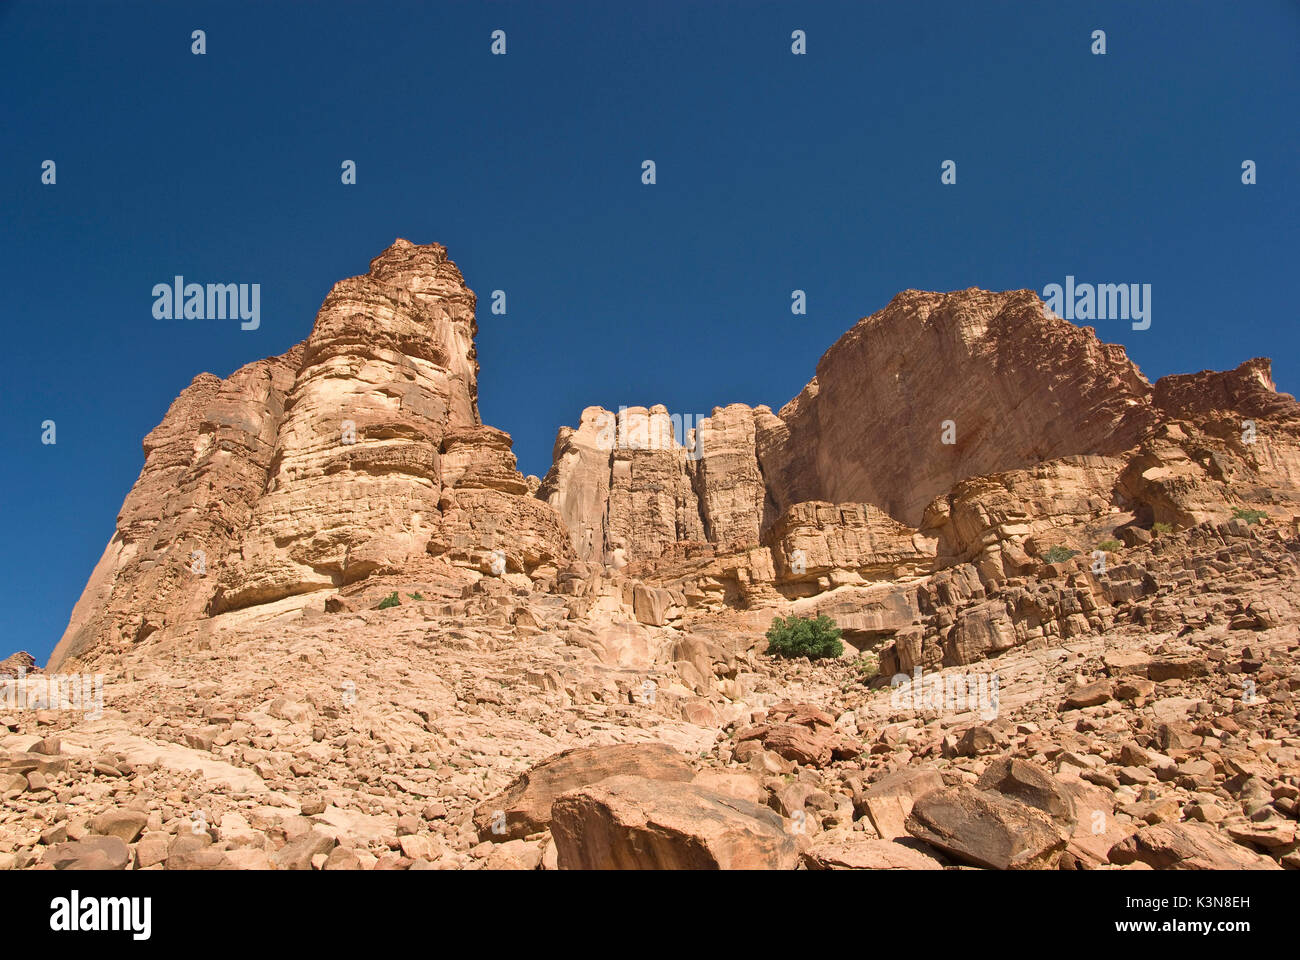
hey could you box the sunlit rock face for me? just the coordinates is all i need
[51,241,572,670]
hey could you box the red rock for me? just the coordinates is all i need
[472,743,695,842]
[905,786,1067,870]
[1109,823,1282,870]
[550,775,798,870]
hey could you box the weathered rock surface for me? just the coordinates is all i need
[802,836,945,870]
[1109,822,1283,871]
[51,241,572,672]
[550,775,798,870]
[905,786,1068,869]
[472,743,695,841]
[19,242,1300,873]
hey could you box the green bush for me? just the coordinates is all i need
[407,592,425,600]
[1152,522,1173,535]
[1097,539,1121,552]
[1232,507,1267,525]
[377,591,401,609]
[765,614,844,661]
[1042,545,1079,564]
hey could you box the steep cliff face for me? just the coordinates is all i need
[50,351,301,670]
[542,288,1162,565]
[756,289,1158,527]
[51,241,571,671]
[537,404,769,565]
[1118,358,1300,528]
[539,289,1300,595]
[54,253,1300,674]
[209,240,483,613]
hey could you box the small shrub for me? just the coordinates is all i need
[377,591,401,609]
[1152,522,1173,535]
[1232,507,1267,525]
[407,592,425,600]
[1042,545,1079,564]
[1097,539,1121,552]
[765,614,843,661]
[855,652,880,680]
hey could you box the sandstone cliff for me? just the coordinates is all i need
[50,241,571,671]
[540,291,1300,580]
[52,244,1300,678]
[26,239,1300,875]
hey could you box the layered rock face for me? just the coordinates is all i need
[212,240,481,614]
[24,242,1300,874]
[51,350,302,669]
[541,289,1163,569]
[1122,358,1300,528]
[51,241,571,671]
[757,289,1159,527]
[537,403,769,566]
[540,292,1300,594]
[52,250,1300,686]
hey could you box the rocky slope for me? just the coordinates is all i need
[11,240,1300,871]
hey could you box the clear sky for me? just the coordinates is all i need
[2,0,1297,665]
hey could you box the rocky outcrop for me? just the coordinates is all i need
[539,288,1187,580]
[20,241,1300,876]
[51,241,571,671]
[1117,359,1300,529]
[768,501,933,589]
[211,240,487,614]
[537,404,766,566]
[754,289,1158,527]
[471,743,695,842]
[51,350,302,669]
[0,652,37,678]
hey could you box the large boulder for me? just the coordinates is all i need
[975,756,1076,832]
[90,809,149,844]
[854,766,945,840]
[1108,823,1283,870]
[472,743,695,842]
[550,775,798,870]
[905,785,1067,869]
[44,837,131,871]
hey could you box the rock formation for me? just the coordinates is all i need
[13,240,1300,873]
[50,241,571,673]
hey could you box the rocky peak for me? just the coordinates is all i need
[49,242,568,671]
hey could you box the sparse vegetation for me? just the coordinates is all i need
[1097,539,1121,552]
[407,592,425,600]
[1153,522,1173,535]
[378,591,401,609]
[764,614,844,661]
[1042,545,1079,564]
[854,652,880,679]
[1232,507,1267,525]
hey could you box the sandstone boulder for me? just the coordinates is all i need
[905,786,1067,870]
[1108,823,1283,870]
[550,775,798,870]
[802,837,945,870]
[473,743,695,842]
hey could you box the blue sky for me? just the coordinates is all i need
[2,0,1297,665]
